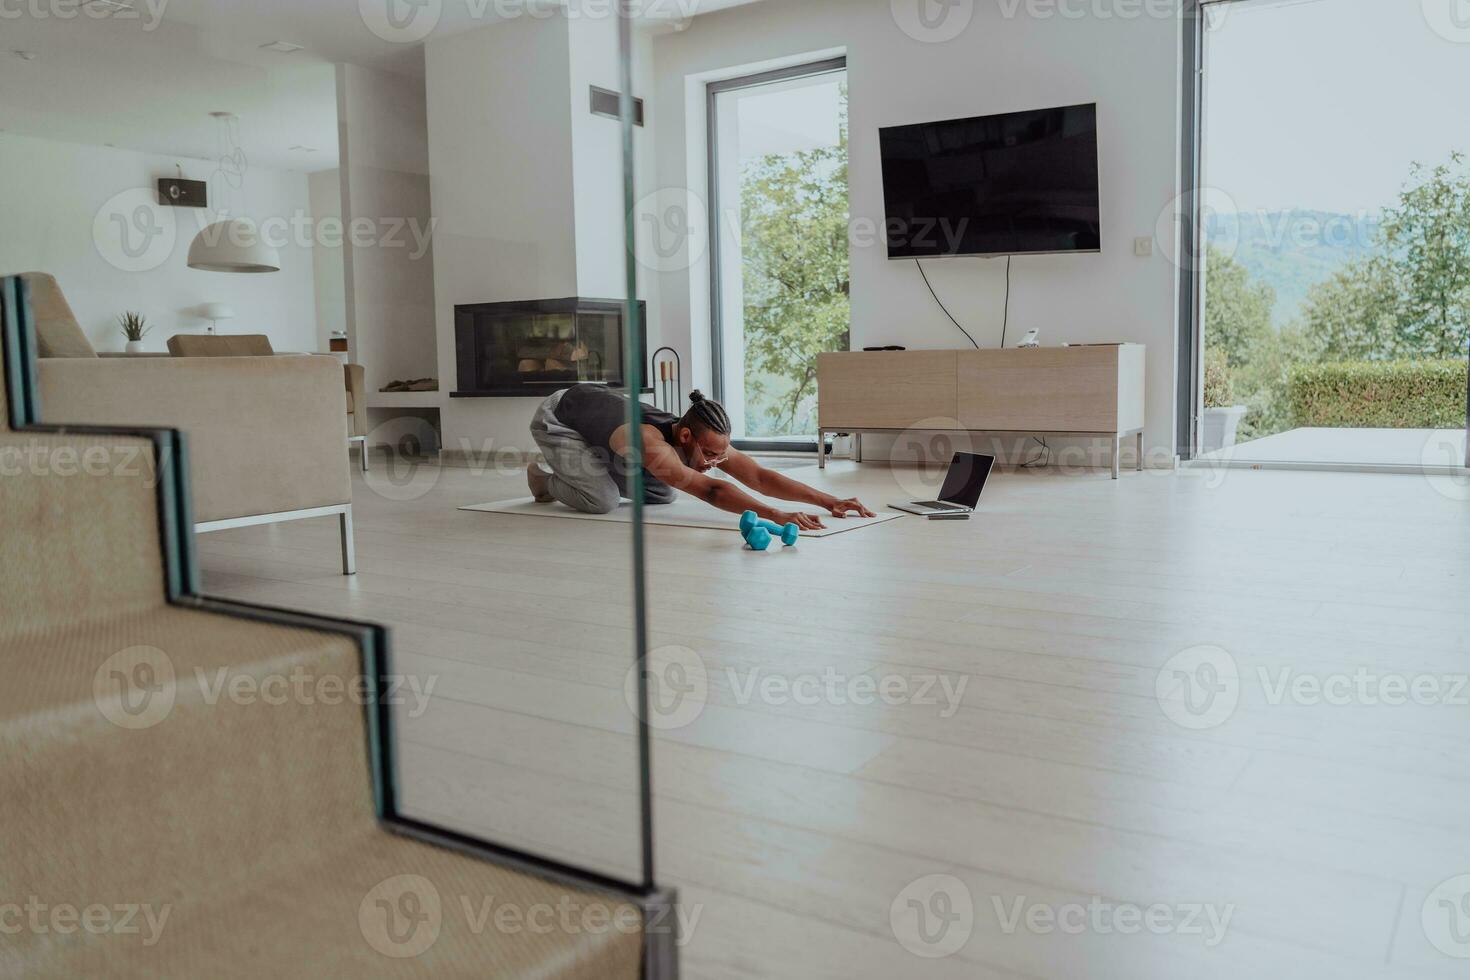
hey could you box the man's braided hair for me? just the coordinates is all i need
[679,390,731,435]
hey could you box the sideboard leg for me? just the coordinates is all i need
[818,429,826,469]
[854,432,863,463]
[1136,431,1144,471]
[1111,434,1121,480]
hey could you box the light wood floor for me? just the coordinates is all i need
[197,457,1470,979]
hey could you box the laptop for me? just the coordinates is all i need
[891,452,995,516]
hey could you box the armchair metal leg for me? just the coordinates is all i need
[339,507,356,575]
[349,435,367,472]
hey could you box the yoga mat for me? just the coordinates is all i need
[460,495,904,537]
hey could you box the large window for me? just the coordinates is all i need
[709,59,849,445]
[1196,0,1468,469]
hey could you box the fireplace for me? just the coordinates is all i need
[451,297,648,397]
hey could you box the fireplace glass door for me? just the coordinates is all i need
[453,298,645,397]
[490,310,617,390]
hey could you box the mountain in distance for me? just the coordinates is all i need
[1204,209,1383,327]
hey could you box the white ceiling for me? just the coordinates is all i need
[0,0,762,173]
[0,10,344,172]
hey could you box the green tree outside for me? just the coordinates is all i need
[737,88,850,437]
[1298,255,1399,362]
[1206,152,1470,440]
[1204,245,1274,368]
[1377,153,1470,359]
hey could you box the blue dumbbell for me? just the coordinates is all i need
[739,510,799,549]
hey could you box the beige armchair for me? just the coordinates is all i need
[19,272,358,573]
[167,332,370,472]
[344,361,368,470]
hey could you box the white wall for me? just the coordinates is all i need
[337,64,438,395]
[569,13,632,300]
[567,13,658,305]
[567,15,661,412]
[426,12,641,455]
[308,168,346,353]
[426,16,578,454]
[0,132,320,353]
[649,0,1183,458]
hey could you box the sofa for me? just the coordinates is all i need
[0,274,657,978]
[18,272,358,573]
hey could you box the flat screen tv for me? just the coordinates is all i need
[878,102,1100,259]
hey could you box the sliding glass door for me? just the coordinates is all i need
[708,59,849,447]
[1195,0,1469,470]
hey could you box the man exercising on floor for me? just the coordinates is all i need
[527,383,874,530]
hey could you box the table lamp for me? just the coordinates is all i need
[201,303,235,334]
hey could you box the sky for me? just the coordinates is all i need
[727,72,844,163]
[1204,0,1470,214]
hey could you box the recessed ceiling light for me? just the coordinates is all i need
[260,40,305,53]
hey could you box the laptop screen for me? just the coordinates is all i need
[938,452,995,508]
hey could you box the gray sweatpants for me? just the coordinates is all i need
[530,389,676,514]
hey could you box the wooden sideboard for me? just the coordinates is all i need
[816,344,1145,478]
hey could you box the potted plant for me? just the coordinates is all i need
[118,311,151,353]
[1200,348,1247,452]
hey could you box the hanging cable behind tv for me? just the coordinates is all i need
[914,255,1012,350]
[916,255,1047,468]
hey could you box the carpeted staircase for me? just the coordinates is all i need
[0,277,650,978]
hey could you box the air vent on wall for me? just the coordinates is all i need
[589,86,644,127]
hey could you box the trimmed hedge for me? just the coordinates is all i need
[1288,359,1468,428]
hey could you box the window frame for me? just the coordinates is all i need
[706,56,848,451]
